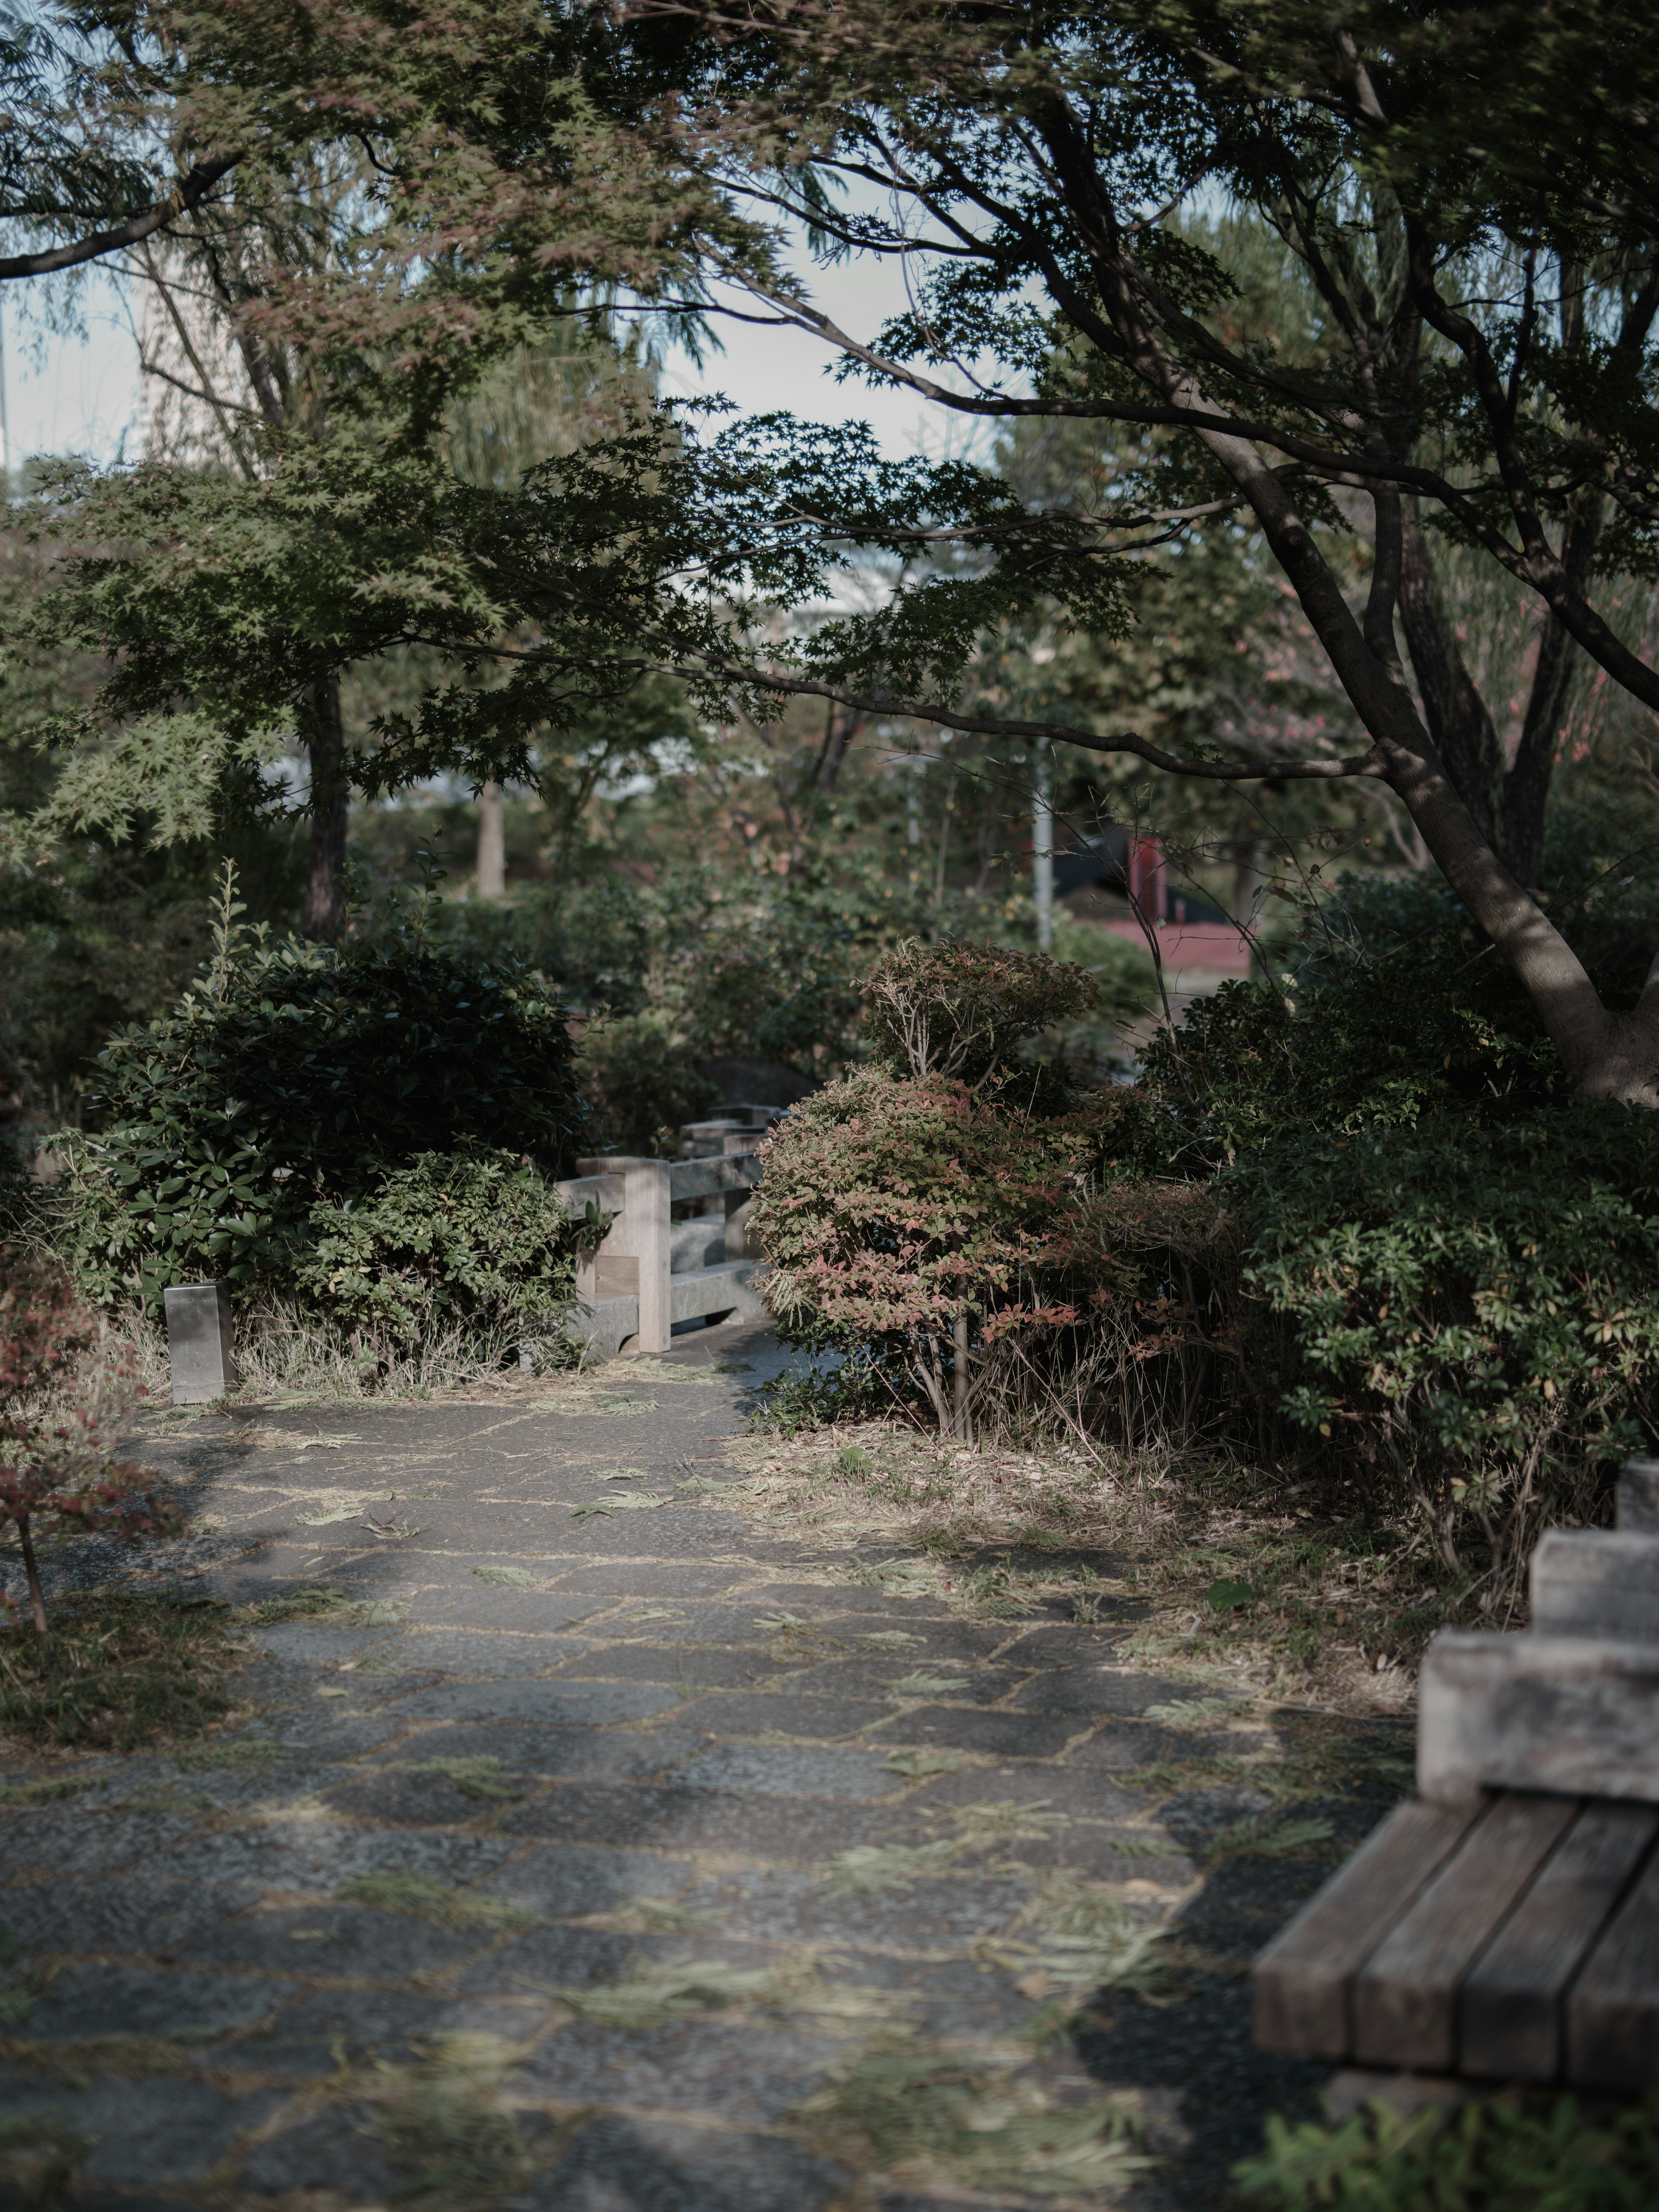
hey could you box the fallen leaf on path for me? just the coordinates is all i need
[569,1493,669,1518]
[883,1750,968,1778]
[1139,1696,1241,1727]
[819,1840,963,1895]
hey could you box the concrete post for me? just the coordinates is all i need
[163,1282,236,1404]
[582,1157,674,1354]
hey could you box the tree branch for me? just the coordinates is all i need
[0,159,239,282]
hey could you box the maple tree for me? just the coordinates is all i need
[11,1,1659,1096]
[0,1252,179,1634]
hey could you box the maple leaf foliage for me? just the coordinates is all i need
[0,1252,182,1634]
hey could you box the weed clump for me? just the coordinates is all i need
[1235,2092,1659,2210]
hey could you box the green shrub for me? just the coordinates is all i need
[1234,1107,1659,1587]
[44,887,588,1322]
[293,1148,580,1346]
[1234,2092,1659,2210]
[1128,946,1560,1181]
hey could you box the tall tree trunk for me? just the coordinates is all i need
[1228,835,1265,926]
[476,781,506,899]
[952,1304,971,1442]
[1398,502,1504,851]
[1031,740,1053,951]
[302,676,348,944]
[18,1511,47,1636]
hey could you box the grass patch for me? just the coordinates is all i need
[245,1583,351,1624]
[337,1870,535,1934]
[549,1955,902,2030]
[819,1840,965,1897]
[1205,1814,1337,1865]
[0,1775,94,1806]
[0,1593,245,1753]
[108,1783,219,1817]
[883,1749,968,1778]
[795,2030,1151,2198]
[172,1731,290,1773]
[991,1877,1189,2012]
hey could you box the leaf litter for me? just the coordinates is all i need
[547,1954,905,2031]
[795,2030,1151,2199]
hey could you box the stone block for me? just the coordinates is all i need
[676,1742,900,1800]
[668,1259,769,1326]
[13,1964,287,2044]
[162,1281,235,1404]
[1530,1529,1659,1642]
[1417,1629,1659,1803]
[563,1291,639,1363]
[867,1706,1080,1758]
[514,2016,839,2126]
[1619,1456,1659,1532]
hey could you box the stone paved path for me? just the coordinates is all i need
[0,1325,1380,2210]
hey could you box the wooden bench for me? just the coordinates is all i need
[1253,1459,1659,2092]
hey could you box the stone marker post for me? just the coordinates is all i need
[163,1281,236,1404]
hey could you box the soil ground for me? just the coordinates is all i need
[0,1324,1400,2211]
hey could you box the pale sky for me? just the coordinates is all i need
[1,238,998,474]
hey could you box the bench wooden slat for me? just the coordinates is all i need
[1352,1793,1578,2070]
[1458,1801,1659,2082]
[1568,1837,1659,2088]
[1252,1798,1482,2057]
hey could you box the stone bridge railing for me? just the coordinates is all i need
[553,1105,783,1359]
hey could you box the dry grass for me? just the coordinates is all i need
[109,1297,600,1411]
[718,1417,1455,1717]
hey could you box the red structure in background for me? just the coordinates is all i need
[1096,835,1254,976]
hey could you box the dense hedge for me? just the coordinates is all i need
[1234,1109,1659,1580]
[48,928,588,1335]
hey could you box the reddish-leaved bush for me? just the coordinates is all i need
[752,1069,1131,1434]
[0,1252,181,1633]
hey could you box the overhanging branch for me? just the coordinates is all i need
[0,158,239,281]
